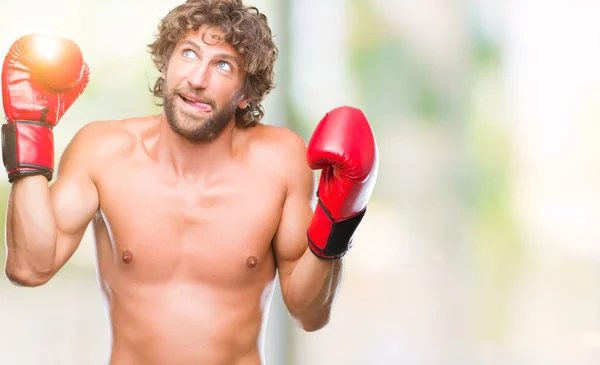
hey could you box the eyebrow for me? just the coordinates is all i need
[179,39,241,67]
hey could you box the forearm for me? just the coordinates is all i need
[284,248,343,331]
[5,175,57,285]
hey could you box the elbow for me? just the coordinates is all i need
[5,266,53,287]
[301,319,329,333]
[293,312,331,332]
[286,296,334,332]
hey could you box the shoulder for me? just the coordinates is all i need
[246,123,308,158]
[68,116,158,157]
[243,123,314,193]
[59,116,158,174]
[242,123,309,170]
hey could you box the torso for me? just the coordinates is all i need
[89,116,288,365]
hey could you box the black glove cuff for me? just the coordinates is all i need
[2,122,53,183]
[308,200,367,259]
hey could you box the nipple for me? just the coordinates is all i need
[121,250,133,264]
[246,256,258,268]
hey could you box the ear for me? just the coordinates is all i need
[237,95,249,109]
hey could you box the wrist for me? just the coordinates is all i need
[307,199,366,260]
[2,120,54,182]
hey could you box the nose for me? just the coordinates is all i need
[187,62,210,90]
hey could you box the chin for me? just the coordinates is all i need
[170,117,222,143]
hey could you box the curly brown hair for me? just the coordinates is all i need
[148,0,278,127]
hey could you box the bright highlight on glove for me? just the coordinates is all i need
[33,35,59,61]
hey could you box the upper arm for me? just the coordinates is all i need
[49,122,102,271]
[271,130,316,293]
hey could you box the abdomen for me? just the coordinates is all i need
[107,280,274,365]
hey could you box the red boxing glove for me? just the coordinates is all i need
[306,106,379,259]
[2,34,90,182]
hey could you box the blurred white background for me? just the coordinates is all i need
[1,0,600,364]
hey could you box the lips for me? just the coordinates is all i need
[179,93,213,113]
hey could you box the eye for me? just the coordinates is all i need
[217,61,232,72]
[183,49,197,59]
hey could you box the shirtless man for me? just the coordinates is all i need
[2,0,378,364]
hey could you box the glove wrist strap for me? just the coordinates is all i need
[307,199,367,260]
[2,120,54,183]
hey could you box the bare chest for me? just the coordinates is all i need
[93,163,285,287]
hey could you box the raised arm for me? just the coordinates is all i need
[2,34,96,286]
[273,106,379,331]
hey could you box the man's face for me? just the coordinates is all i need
[162,25,247,143]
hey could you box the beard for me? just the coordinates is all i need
[163,86,242,143]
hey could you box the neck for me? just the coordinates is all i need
[154,113,237,180]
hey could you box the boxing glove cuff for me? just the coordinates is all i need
[2,120,54,183]
[307,199,367,260]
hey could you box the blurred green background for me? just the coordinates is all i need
[2,0,600,364]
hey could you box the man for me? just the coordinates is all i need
[2,0,378,364]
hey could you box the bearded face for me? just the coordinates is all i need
[163,84,243,143]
